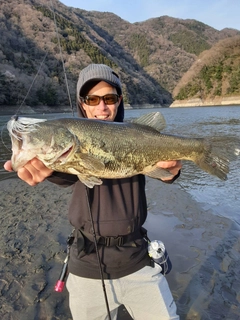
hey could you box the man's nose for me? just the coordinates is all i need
[97,99,108,109]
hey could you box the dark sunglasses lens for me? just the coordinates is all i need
[85,96,100,106]
[103,94,118,104]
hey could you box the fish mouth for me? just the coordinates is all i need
[57,145,74,162]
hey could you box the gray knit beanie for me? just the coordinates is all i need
[77,64,122,102]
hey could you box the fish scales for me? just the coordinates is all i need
[7,112,238,188]
[54,118,204,173]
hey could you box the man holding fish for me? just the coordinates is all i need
[4,63,183,319]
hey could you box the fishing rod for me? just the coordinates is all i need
[49,1,112,318]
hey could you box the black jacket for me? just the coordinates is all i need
[48,171,151,279]
[47,94,179,279]
[47,97,153,279]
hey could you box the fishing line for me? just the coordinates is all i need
[1,123,12,153]
[0,51,48,150]
[85,187,112,320]
[49,0,74,117]
[14,51,49,117]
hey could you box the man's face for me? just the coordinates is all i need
[81,81,122,121]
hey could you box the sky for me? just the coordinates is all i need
[60,0,240,31]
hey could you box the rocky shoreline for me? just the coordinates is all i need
[170,96,240,107]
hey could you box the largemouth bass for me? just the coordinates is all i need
[7,112,238,188]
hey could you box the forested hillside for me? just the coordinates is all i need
[173,36,240,101]
[0,0,239,110]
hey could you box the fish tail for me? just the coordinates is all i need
[196,152,229,180]
[195,137,239,180]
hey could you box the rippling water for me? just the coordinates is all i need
[1,106,240,223]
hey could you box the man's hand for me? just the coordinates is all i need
[156,160,182,181]
[4,158,53,186]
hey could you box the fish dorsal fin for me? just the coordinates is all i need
[132,112,166,131]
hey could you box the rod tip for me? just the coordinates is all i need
[11,115,18,121]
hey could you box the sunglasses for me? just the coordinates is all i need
[81,94,120,106]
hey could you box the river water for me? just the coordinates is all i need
[1,105,240,224]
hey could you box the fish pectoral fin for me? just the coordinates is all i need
[68,168,82,175]
[79,154,105,171]
[77,174,103,188]
[143,167,174,180]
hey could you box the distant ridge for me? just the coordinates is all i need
[173,36,240,105]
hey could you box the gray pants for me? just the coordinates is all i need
[66,264,179,320]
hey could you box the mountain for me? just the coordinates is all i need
[0,0,239,111]
[172,35,240,106]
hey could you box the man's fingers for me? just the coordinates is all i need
[4,158,53,186]
[17,166,37,186]
[157,160,181,169]
[3,160,13,172]
[16,160,53,186]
